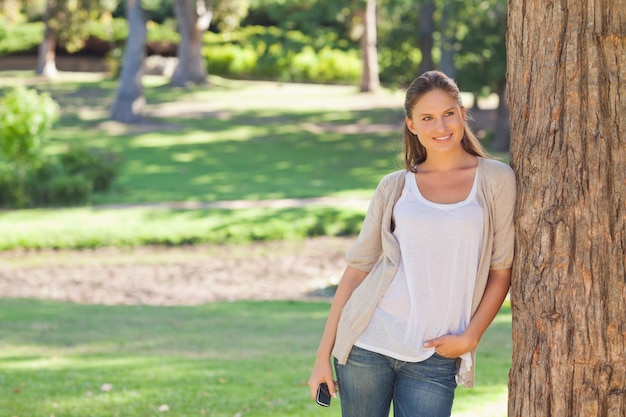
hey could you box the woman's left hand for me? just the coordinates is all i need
[423,333,478,358]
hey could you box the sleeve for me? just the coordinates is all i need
[490,164,517,270]
[345,174,393,272]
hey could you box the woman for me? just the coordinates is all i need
[308,70,515,417]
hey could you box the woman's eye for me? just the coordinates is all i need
[444,111,454,117]
[422,116,432,121]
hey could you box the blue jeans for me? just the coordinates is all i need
[334,346,458,417]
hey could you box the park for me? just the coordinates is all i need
[1,1,624,417]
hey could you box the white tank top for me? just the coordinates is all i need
[355,169,483,364]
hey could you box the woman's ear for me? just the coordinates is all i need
[405,116,416,134]
[460,106,467,121]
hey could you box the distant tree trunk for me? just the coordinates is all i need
[35,1,58,78]
[418,0,434,74]
[507,0,626,416]
[439,1,455,79]
[110,0,146,123]
[491,78,509,151]
[359,0,380,93]
[171,0,211,87]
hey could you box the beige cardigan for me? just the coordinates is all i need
[332,157,516,388]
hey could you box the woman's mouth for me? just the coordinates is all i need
[434,134,452,142]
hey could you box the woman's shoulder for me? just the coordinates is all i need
[377,169,408,190]
[381,169,408,182]
[478,157,515,182]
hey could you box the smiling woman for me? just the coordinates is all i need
[308,71,515,417]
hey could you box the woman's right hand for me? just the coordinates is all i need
[307,356,337,401]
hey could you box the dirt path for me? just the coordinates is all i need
[0,236,353,305]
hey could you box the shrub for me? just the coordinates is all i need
[0,147,122,209]
[0,86,59,207]
[47,174,92,206]
[0,86,59,168]
[203,26,361,83]
[60,146,122,193]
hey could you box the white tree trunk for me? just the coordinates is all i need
[359,0,380,93]
[110,0,146,124]
[171,0,210,87]
[35,2,58,78]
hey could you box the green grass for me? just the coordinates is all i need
[0,299,511,417]
[0,71,507,250]
[0,205,365,250]
[0,72,408,250]
[1,72,404,205]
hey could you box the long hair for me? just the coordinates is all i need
[403,70,488,171]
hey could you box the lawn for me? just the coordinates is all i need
[0,71,506,250]
[0,299,511,417]
[0,71,511,417]
[0,71,410,250]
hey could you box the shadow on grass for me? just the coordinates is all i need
[2,74,405,205]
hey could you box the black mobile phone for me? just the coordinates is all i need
[316,382,332,407]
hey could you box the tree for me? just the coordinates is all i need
[36,0,117,78]
[507,1,626,416]
[359,0,380,92]
[110,0,146,123]
[36,0,58,77]
[171,0,211,86]
[417,0,434,74]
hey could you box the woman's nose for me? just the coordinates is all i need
[434,117,446,132]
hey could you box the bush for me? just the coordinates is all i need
[0,147,122,209]
[47,174,92,206]
[0,86,59,168]
[203,26,361,83]
[60,146,122,193]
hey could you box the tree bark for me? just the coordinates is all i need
[171,0,210,87]
[359,0,380,93]
[418,0,435,74]
[35,1,58,78]
[507,1,626,416]
[110,0,146,124]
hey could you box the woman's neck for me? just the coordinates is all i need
[418,151,478,173]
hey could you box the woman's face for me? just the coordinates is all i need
[405,89,466,157]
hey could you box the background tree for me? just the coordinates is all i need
[36,0,118,78]
[171,0,212,86]
[507,1,626,416]
[171,0,248,86]
[110,0,146,123]
[417,0,434,74]
[359,0,380,92]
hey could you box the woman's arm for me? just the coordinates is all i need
[423,267,511,358]
[307,265,369,400]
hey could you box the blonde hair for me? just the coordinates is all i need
[403,70,487,171]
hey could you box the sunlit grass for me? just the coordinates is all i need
[0,205,366,250]
[0,72,506,251]
[1,299,511,417]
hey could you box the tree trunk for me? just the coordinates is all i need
[439,1,455,79]
[491,78,510,151]
[110,0,146,124]
[171,0,210,87]
[35,2,58,78]
[507,1,626,416]
[418,0,435,74]
[359,0,380,93]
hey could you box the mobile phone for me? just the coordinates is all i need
[316,382,332,407]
